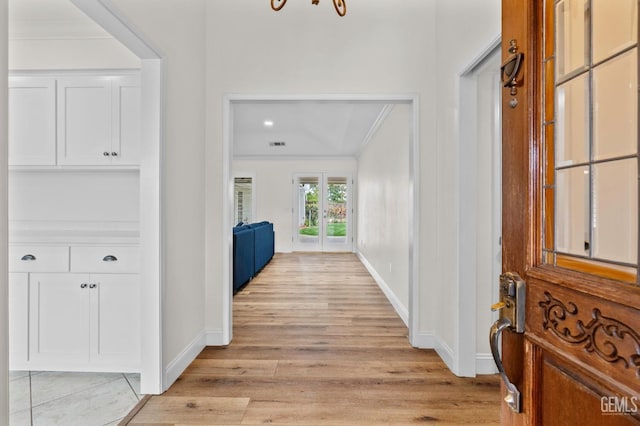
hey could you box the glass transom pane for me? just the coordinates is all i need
[556,166,590,256]
[556,0,589,79]
[592,0,638,63]
[593,159,638,264]
[556,74,589,166]
[593,48,638,160]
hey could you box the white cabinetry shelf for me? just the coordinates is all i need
[9,73,141,168]
[8,244,140,373]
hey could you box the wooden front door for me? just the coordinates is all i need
[500,1,640,424]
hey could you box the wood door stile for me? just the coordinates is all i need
[122,253,502,425]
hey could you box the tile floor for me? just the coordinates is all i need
[9,370,141,426]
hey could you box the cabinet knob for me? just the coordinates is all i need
[80,283,88,289]
[89,283,97,289]
[21,254,36,261]
[111,152,118,157]
[103,255,118,262]
[103,151,110,156]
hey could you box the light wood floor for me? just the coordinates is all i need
[123,252,500,425]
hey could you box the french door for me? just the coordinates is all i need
[293,173,353,252]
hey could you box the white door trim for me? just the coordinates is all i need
[71,0,164,394]
[457,36,502,377]
[224,94,420,347]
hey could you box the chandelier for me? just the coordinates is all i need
[271,0,347,17]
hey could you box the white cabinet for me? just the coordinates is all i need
[29,273,140,370]
[8,244,140,372]
[9,273,29,369]
[57,76,140,166]
[8,73,141,167]
[8,78,56,166]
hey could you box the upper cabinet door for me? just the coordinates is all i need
[57,77,112,166]
[111,76,141,166]
[8,77,56,166]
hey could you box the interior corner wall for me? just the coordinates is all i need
[9,38,140,70]
[205,0,439,345]
[1,0,9,421]
[109,0,208,375]
[357,104,411,323]
[433,0,501,372]
[232,158,357,253]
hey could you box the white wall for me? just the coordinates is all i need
[233,158,356,253]
[357,104,410,323]
[1,0,9,420]
[433,0,501,371]
[110,0,208,373]
[9,38,140,70]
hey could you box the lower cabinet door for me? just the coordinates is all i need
[29,273,91,366]
[9,273,29,369]
[89,274,140,369]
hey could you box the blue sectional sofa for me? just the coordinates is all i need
[232,221,275,293]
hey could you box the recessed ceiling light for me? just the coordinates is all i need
[263,120,274,127]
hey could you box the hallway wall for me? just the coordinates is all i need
[357,104,411,324]
[232,158,357,253]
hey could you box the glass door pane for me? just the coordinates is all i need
[295,175,321,250]
[234,176,253,225]
[323,176,351,251]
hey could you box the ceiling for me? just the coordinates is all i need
[233,100,389,158]
[9,1,392,159]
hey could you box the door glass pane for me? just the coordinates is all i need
[234,177,253,225]
[593,48,638,160]
[556,0,589,79]
[556,166,590,256]
[556,74,589,166]
[593,159,638,264]
[326,177,348,243]
[592,0,638,63]
[297,177,319,243]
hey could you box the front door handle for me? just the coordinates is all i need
[490,272,526,413]
[490,317,521,413]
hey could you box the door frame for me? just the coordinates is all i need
[458,37,503,377]
[70,0,164,394]
[223,94,420,344]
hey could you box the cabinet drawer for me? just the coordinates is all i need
[9,246,69,272]
[70,246,139,273]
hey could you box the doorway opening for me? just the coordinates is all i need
[224,95,420,346]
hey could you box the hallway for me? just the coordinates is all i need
[123,253,500,425]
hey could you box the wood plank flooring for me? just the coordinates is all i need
[124,252,501,425]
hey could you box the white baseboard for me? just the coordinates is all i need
[476,353,498,375]
[356,251,409,326]
[434,334,456,374]
[164,331,206,390]
[205,329,227,346]
[410,331,436,348]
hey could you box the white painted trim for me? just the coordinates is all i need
[434,335,456,374]
[0,0,9,421]
[456,38,502,378]
[234,155,357,162]
[70,0,163,59]
[164,331,206,389]
[357,252,408,327]
[222,96,234,346]
[411,331,436,349]
[459,35,502,77]
[205,329,227,346]
[358,104,395,156]
[476,353,498,375]
[70,0,165,394]
[223,94,420,353]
